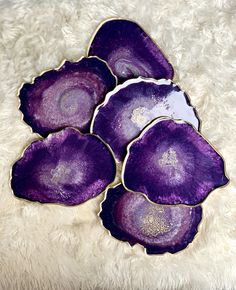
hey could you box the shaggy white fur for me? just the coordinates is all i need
[0,0,236,289]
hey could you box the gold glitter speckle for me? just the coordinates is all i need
[131,107,149,128]
[159,148,178,168]
[140,207,170,237]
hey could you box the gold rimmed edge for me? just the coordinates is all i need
[86,17,175,80]
[16,55,118,136]
[90,76,202,163]
[9,126,119,208]
[87,18,205,131]
[121,116,230,208]
[97,182,204,256]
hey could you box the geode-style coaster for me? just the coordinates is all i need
[88,19,174,83]
[100,184,202,254]
[91,78,200,162]
[122,118,229,206]
[11,128,116,205]
[19,56,117,137]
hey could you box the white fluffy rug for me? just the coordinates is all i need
[0,0,236,289]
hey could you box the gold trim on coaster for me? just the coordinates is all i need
[86,17,175,80]
[121,116,229,208]
[17,55,118,136]
[90,77,202,163]
[9,127,119,207]
[98,182,204,256]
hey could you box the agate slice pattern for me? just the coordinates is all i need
[88,19,174,83]
[11,128,116,205]
[91,78,200,161]
[100,184,202,254]
[122,118,228,205]
[19,57,116,137]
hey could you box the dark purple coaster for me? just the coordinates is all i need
[88,19,174,83]
[91,78,199,161]
[100,184,202,254]
[19,57,116,137]
[11,128,116,205]
[122,118,228,205]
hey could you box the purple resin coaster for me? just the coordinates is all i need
[100,184,202,254]
[19,57,117,137]
[122,118,228,206]
[88,19,174,83]
[11,128,116,205]
[91,78,200,162]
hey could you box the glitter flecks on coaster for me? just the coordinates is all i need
[100,184,202,254]
[91,78,200,162]
[122,118,229,206]
[19,57,117,137]
[88,19,174,83]
[11,128,116,205]
[11,18,229,255]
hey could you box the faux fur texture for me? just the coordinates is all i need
[0,0,236,289]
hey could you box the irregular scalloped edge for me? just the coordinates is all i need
[87,17,174,80]
[17,56,118,136]
[10,126,118,207]
[90,77,201,162]
[98,183,203,255]
[121,117,229,207]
